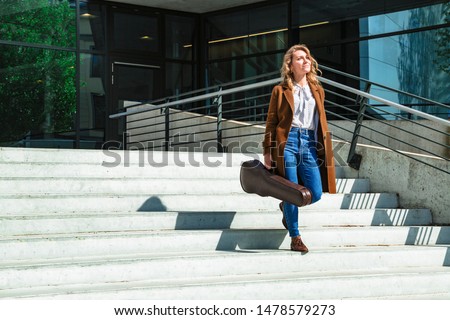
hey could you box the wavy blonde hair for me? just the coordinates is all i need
[280,44,321,90]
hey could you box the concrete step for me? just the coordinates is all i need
[0,162,241,178]
[0,163,351,182]
[371,292,450,300]
[0,148,350,177]
[0,193,399,214]
[0,147,254,166]
[2,227,449,261]
[0,209,432,236]
[0,147,352,181]
[0,177,370,195]
[3,266,450,299]
[0,246,447,292]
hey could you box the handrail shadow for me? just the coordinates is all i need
[444,247,450,267]
[405,226,450,246]
[405,226,450,267]
[340,193,386,209]
[370,208,432,226]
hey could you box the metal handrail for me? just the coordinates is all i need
[320,65,450,110]
[318,77,450,127]
[110,78,280,119]
[111,67,449,174]
[110,77,450,128]
[122,71,280,111]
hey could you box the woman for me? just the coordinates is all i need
[262,44,336,253]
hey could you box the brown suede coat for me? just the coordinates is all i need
[262,82,336,194]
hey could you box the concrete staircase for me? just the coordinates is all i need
[0,147,449,299]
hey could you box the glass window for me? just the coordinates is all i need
[293,0,383,26]
[165,63,194,97]
[299,21,344,46]
[79,1,106,51]
[0,0,76,48]
[207,3,288,60]
[249,3,288,34]
[208,54,283,121]
[165,15,195,60]
[360,27,449,117]
[0,44,76,147]
[80,54,106,141]
[113,63,162,107]
[360,3,447,37]
[248,30,288,55]
[113,12,159,52]
[208,53,283,86]
[207,11,247,41]
[208,37,248,60]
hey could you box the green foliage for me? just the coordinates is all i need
[398,4,449,118]
[435,2,450,74]
[0,0,76,145]
[0,0,76,47]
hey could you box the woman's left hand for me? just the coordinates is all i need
[263,153,272,170]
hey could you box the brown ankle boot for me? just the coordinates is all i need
[291,236,309,253]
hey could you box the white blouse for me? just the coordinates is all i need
[291,83,316,130]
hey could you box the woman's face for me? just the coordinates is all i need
[290,49,311,78]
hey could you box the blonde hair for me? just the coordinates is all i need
[280,44,321,89]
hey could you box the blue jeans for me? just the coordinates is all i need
[283,127,322,237]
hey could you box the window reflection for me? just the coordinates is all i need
[80,54,106,143]
[360,28,449,117]
[113,12,159,52]
[79,1,105,51]
[360,3,446,37]
[207,3,288,60]
[166,63,194,97]
[0,0,76,48]
[0,45,76,147]
[208,54,283,119]
[165,15,195,60]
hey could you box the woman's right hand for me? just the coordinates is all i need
[263,153,272,170]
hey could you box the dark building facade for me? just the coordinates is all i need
[0,0,448,148]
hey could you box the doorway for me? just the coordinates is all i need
[106,59,162,147]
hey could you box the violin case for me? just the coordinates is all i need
[239,159,312,207]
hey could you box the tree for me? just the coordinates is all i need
[435,2,450,75]
[0,0,76,145]
[397,4,449,119]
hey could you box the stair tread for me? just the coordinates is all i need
[3,265,450,299]
[1,209,432,236]
[3,225,446,241]
[370,292,450,300]
[0,192,392,198]
[0,207,431,218]
[0,176,366,181]
[0,148,257,165]
[1,245,448,269]
[0,193,400,213]
[0,177,368,195]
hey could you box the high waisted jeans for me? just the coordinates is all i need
[283,127,322,237]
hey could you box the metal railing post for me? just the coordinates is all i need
[215,87,223,152]
[347,83,372,170]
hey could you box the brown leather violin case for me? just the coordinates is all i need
[240,159,312,207]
